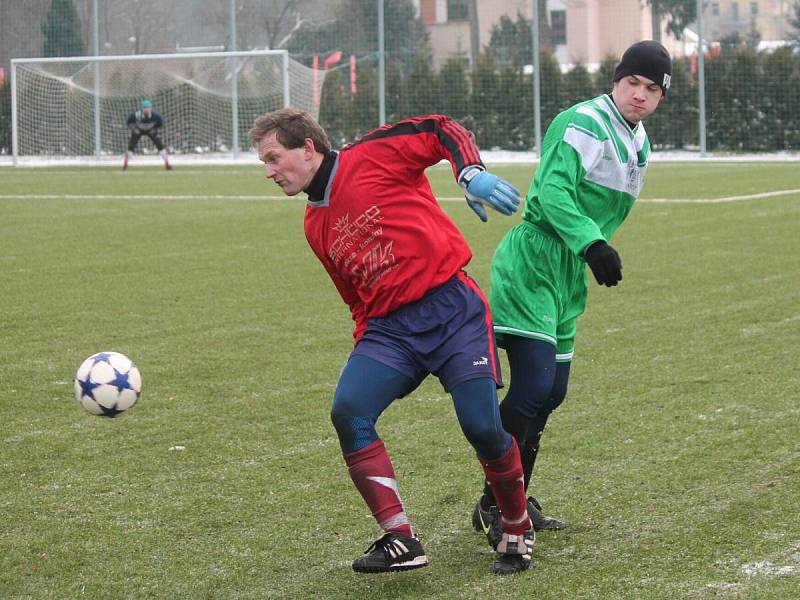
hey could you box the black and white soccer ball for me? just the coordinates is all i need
[74,351,142,417]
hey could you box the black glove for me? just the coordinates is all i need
[584,241,622,287]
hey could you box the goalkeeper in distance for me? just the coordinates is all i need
[123,99,172,170]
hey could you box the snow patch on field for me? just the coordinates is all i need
[740,543,800,577]
[701,542,800,596]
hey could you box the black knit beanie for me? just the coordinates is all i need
[613,40,672,95]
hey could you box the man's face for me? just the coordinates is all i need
[612,74,663,124]
[257,132,317,196]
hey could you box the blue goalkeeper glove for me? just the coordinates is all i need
[459,166,521,222]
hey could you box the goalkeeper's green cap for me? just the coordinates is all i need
[141,99,153,108]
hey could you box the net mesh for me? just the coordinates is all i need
[13,52,320,158]
[2,1,799,159]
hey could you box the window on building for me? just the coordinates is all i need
[550,10,566,45]
[731,2,739,21]
[447,0,469,21]
[711,2,719,16]
[750,2,758,15]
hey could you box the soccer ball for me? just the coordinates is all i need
[74,351,142,417]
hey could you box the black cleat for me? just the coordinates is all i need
[351,532,429,573]
[492,528,535,575]
[528,496,566,531]
[471,495,503,548]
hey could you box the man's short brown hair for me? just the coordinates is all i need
[249,108,331,153]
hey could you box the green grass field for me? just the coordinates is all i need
[1,161,799,599]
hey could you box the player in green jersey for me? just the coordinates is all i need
[472,40,672,535]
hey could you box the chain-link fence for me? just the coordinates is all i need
[2,0,800,159]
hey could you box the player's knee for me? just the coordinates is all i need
[330,393,355,431]
[461,416,509,459]
[331,414,375,450]
[504,376,555,417]
[330,398,378,454]
[542,372,569,412]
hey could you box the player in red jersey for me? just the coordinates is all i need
[250,109,532,575]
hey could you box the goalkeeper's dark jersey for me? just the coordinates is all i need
[127,109,164,132]
[303,115,484,343]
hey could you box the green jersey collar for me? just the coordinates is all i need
[599,94,640,136]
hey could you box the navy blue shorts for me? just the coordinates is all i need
[352,272,503,392]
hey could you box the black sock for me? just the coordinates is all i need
[522,412,550,491]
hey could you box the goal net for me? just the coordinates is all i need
[11,50,321,164]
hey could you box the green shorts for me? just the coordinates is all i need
[489,221,587,362]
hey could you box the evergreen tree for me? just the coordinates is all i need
[561,64,593,109]
[318,69,351,147]
[704,46,765,150]
[488,13,532,67]
[438,57,470,122]
[384,60,406,122]
[470,53,500,148]
[495,61,532,150]
[593,57,618,97]
[487,11,553,68]
[351,66,379,137]
[761,47,800,150]
[538,48,563,132]
[645,57,695,149]
[790,1,800,48]
[42,0,83,58]
[403,49,439,116]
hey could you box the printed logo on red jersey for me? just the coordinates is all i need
[329,205,383,263]
[327,205,396,288]
[332,214,350,233]
[352,241,396,288]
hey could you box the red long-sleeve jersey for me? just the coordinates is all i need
[303,115,484,343]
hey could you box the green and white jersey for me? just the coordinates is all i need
[522,94,650,256]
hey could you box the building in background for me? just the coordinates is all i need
[550,0,666,69]
[702,0,794,44]
[414,0,528,68]
[414,0,684,70]
[414,0,796,72]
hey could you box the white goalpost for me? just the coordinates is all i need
[10,49,321,166]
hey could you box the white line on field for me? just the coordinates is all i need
[1,189,799,203]
[440,189,800,203]
[640,189,800,203]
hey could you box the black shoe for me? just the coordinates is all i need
[471,495,503,548]
[528,496,566,531]
[492,528,534,575]
[351,532,429,573]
